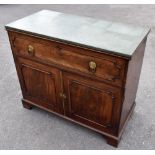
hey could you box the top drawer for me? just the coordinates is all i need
[8,31,127,87]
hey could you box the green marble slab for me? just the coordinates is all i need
[5,10,150,58]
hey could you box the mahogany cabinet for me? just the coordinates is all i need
[5,10,150,147]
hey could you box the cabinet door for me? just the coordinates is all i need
[63,72,122,132]
[16,58,64,114]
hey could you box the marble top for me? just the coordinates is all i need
[5,10,150,58]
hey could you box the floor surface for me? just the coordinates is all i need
[0,4,155,149]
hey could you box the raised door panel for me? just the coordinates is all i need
[63,72,122,133]
[16,57,63,114]
[21,64,56,104]
[68,81,113,126]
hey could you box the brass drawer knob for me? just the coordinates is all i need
[89,61,96,73]
[28,45,35,56]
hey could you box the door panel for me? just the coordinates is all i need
[69,81,114,126]
[21,64,56,104]
[16,57,63,114]
[63,72,121,131]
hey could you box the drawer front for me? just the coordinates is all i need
[9,31,126,87]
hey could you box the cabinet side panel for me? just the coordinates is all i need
[119,37,147,133]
